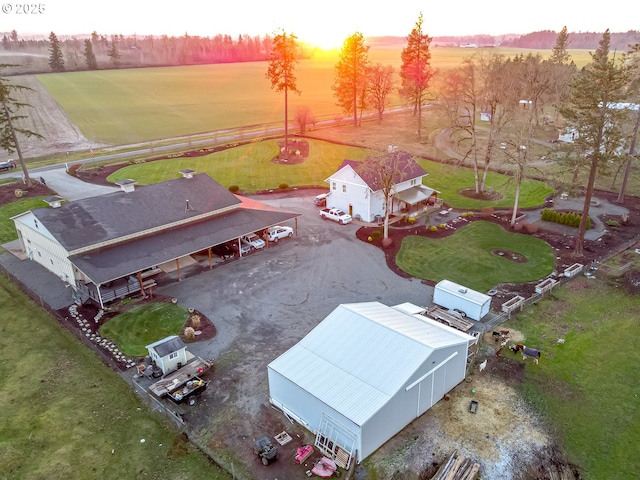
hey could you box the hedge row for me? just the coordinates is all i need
[541,208,591,229]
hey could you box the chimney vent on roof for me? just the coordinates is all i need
[115,179,137,193]
[43,196,65,208]
[179,168,196,179]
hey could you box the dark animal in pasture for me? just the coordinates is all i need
[509,344,541,365]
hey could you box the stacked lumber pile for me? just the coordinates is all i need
[430,450,480,480]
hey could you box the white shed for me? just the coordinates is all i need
[267,302,474,467]
[146,335,188,376]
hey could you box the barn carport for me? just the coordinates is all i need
[70,206,300,308]
[268,301,475,468]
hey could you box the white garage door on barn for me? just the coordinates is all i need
[268,301,476,466]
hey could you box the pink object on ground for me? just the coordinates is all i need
[311,456,337,477]
[295,444,313,463]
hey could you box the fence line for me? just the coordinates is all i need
[482,234,640,332]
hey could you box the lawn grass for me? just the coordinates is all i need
[106,138,374,192]
[504,277,640,479]
[416,158,555,209]
[0,276,230,480]
[102,136,555,206]
[98,302,189,356]
[0,194,53,244]
[395,221,555,292]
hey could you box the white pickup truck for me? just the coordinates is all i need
[319,208,352,224]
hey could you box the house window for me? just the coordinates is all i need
[332,182,336,191]
[169,352,178,360]
[342,184,347,193]
[34,219,38,228]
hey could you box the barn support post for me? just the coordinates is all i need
[137,271,145,295]
[207,247,213,269]
[175,259,181,281]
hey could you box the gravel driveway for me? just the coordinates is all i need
[151,194,432,478]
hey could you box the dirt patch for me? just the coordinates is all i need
[1,76,105,160]
[0,179,58,204]
[459,187,504,201]
[271,139,310,165]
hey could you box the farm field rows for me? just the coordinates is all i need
[34,47,593,145]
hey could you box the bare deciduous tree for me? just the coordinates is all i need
[366,63,394,121]
[294,106,315,134]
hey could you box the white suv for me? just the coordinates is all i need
[266,226,293,242]
[241,233,265,250]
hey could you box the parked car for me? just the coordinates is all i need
[266,226,293,242]
[241,233,266,250]
[212,243,235,259]
[319,208,352,224]
[0,159,16,171]
[313,192,330,206]
[226,239,251,256]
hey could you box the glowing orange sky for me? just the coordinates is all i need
[4,0,636,47]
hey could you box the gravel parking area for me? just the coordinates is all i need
[148,194,433,478]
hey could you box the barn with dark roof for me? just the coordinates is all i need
[12,172,301,308]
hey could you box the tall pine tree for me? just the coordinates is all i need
[265,31,299,158]
[48,32,65,72]
[83,39,98,70]
[400,13,434,141]
[332,32,369,127]
[559,30,630,255]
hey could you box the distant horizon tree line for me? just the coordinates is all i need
[2,30,310,74]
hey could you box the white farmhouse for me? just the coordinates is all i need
[324,151,439,222]
[268,301,475,468]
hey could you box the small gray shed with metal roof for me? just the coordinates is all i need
[267,301,475,467]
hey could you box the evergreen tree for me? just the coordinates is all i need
[559,30,630,255]
[48,32,65,72]
[549,26,571,65]
[1,64,44,188]
[265,30,300,158]
[107,38,121,67]
[83,39,98,70]
[332,32,369,127]
[400,13,434,140]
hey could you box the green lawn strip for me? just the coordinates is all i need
[0,277,228,479]
[106,138,373,192]
[505,280,640,479]
[395,221,555,292]
[99,302,189,356]
[416,158,554,210]
[0,195,53,244]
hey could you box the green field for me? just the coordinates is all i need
[506,276,640,479]
[0,276,230,480]
[36,47,593,145]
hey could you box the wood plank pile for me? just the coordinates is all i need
[430,450,480,480]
